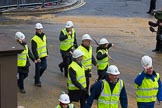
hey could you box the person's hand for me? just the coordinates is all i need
[34,60,37,63]
[95,64,98,68]
[37,59,41,62]
[156,101,160,105]
[89,71,92,75]
[69,51,73,55]
[80,87,86,92]
[143,67,147,73]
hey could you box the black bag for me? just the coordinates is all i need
[90,80,103,100]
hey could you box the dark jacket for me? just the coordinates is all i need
[80,44,97,77]
[81,44,97,67]
[31,32,48,59]
[68,59,87,101]
[86,76,128,108]
[18,42,35,73]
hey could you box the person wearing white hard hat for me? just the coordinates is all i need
[68,49,87,108]
[15,32,36,93]
[86,65,128,108]
[134,55,162,108]
[96,38,114,80]
[59,21,78,77]
[77,34,97,94]
[56,93,75,108]
[31,23,48,87]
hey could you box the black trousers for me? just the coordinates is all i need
[148,0,156,12]
[35,57,47,84]
[97,70,107,80]
[68,90,86,108]
[18,72,28,90]
[59,52,72,77]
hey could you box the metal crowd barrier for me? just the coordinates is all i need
[0,0,62,11]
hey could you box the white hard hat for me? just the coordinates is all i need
[35,23,43,29]
[58,94,70,104]
[82,34,92,41]
[65,21,73,28]
[106,65,120,75]
[141,55,152,68]
[15,32,25,40]
[72,49,84,58]
[99,38,109,45]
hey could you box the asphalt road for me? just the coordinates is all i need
[0,0,162,108]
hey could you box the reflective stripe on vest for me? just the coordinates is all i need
[17,45,28,67]
[56,104,74,108]
[68,61,86,90]
[60,28,75,51]
[77,45,92,70]
[135,73,159,102]
[31,35,47,58]
[98,79,123,108]
[97,49,109,70]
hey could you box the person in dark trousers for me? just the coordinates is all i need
[134,55,162,108]
[59,21,78,77]
[86,65,128,108]
[96,38,114,80]
[149,19,162,52]
[147,0,156,14]
[31,23,48,87]
[77,34,97,94]
[15,32,36,93]
[68,49,87,108]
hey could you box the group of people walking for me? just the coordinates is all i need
[15,21,162,108]
[57,21,162,108]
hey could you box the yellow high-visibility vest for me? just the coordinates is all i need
[97,49,109,70]
[31,35,48,58]
[68,61,86,90]
[17,45,28,67]
[98,79,123,108]
[60,28,75,51]
[135,73,159,102]
[77,45,92,70]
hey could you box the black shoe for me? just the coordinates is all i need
[20,89,26,94]
[35,83,42,87]
[157,51,162,53]
[58,64,63,72]
[152,49,159,52]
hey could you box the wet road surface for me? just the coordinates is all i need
[0,0,162,108]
